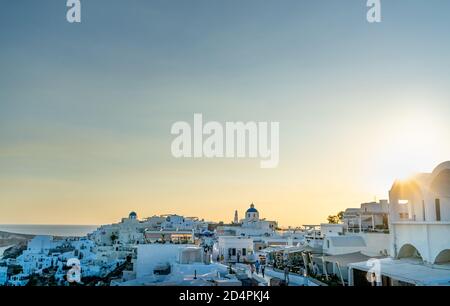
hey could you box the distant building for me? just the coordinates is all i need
[89,212,145,246]
[217,204,278,238]
[214,236,254,263]
[160,215,208,232]
[343,200,389,231]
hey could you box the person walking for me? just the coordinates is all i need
[250,264,255,275]
[284,266,290,284]
[261,264,265,278]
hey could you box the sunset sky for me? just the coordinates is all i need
[1,0,450,226]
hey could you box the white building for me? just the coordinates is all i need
[217,204,278,237]
[120,244,230,286]
[389,161,450,264]
[0,266,8,285]
[26,235,56,254]
[135,244,188,279]
[343,200,389,231]
[160,215,208,232]
[320,223,345,237]
[320,222,390,257]
[214,236,254,263]
[89,212,146,246]
[16,236,61,275]
[347,162,450,286]
[8,273,30,286]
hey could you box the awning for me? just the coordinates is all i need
[349,258,450,286]
[316,252,385,267]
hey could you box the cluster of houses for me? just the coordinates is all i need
[1,161,449,286]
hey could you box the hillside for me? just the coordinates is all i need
[0,231,35,247]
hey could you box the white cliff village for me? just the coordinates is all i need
[1,161,449,286]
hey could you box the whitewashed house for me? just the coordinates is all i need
[348,162,450,286]
[343,200,389,231]
[216,204,278,237]
[161,215,208,232]
[16,236,61,275]
[0,266,8,285]
[214,236,254,263]
[389,161,450,264]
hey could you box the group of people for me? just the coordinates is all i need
[250,260,266,278]
[250,261,290,285]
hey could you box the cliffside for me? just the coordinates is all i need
[0,231,34,247]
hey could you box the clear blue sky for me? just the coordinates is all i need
[1,0,450,225]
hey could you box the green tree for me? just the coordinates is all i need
[327,215,339,224]
[327,211,344,224]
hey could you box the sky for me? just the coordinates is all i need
[1,0,450,226]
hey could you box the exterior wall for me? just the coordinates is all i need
[144,231,194,243]
[27,236,54,253]
[135,244,192,278]
[0,267,8,285]
[323,233,390,256]
[359,233,390,256]
[343,208,360,228]
[323,244,364,256]
[320,223,345,237]
[389,162,450,264]
[343,201,389,230]
[215,237,254,263]
[391,222,450,264]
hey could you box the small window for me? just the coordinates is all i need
[422,200,426,221]
[327,240,330,249]
[435,199,441,221]
[242,248,247,256]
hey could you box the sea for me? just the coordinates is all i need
[0,224,99,237]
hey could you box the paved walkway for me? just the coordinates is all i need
[234,264,315,286]
[254,268,311,286]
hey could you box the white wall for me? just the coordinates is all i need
[135,244,194,278]
[392,222,450,264]
[358,233,390,256]
[0,267,8,285]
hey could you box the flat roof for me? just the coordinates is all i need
[349,258,450,286]
[316,252,385,267]
[328,236,366,247]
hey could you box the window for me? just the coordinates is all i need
[242,248,247,256]
[436,199,441,221]
[327,239,330,249]
[231,248,236,256]
[422,200,426,221]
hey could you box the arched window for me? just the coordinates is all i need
[398,244,423,262]
[434,249,450,264]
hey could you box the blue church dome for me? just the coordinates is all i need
[246,204,258,213]
[129,211,137,219]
